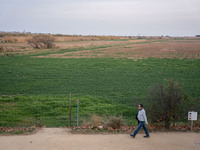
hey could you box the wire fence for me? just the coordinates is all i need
[0,93,141,128]
[1,93,199,129]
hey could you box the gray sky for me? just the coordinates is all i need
[0,0,200,36]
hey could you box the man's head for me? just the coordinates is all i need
[138,104,143,110]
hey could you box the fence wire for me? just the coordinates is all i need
[0,94,140,128]
[1,93,199,128]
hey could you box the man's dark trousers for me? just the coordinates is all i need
[133,121,149,137]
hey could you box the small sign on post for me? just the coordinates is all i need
[188,111,198,130]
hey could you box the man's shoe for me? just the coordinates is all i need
[144,135,150,138]
[130,134,135,138]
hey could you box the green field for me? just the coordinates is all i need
[0,45,200,127]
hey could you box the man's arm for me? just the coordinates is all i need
[143,110,148,125]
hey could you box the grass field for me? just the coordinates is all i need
[0,38,200,128]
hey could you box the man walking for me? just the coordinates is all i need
[130,104,150,138]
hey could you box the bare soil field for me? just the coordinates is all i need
[1,38,200,59]
[42,40,200,59]
[0,38,144,56]
[55,39,141,49]
[0,128,200,150]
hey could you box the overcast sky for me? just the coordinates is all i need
[0,0,200,36]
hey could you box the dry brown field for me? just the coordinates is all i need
[1,35,200,59]
[40,39,200,59]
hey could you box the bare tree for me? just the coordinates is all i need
[27,35,55,49]
[147,80,186,129]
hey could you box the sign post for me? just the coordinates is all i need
[76,100,80,128]
[188,111,198,130]
[69,92,71,128]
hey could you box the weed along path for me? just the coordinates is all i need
[0,128,200,150]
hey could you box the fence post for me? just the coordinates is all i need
[69,92,71,128]
[76,100,80,128]
[35,101,38,127]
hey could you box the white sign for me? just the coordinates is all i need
[188,111,198,121]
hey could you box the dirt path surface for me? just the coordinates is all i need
[0,128,200,150]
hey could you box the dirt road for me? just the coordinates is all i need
[0,128,200,150]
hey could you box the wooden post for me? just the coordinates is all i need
[69,92,71,128]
